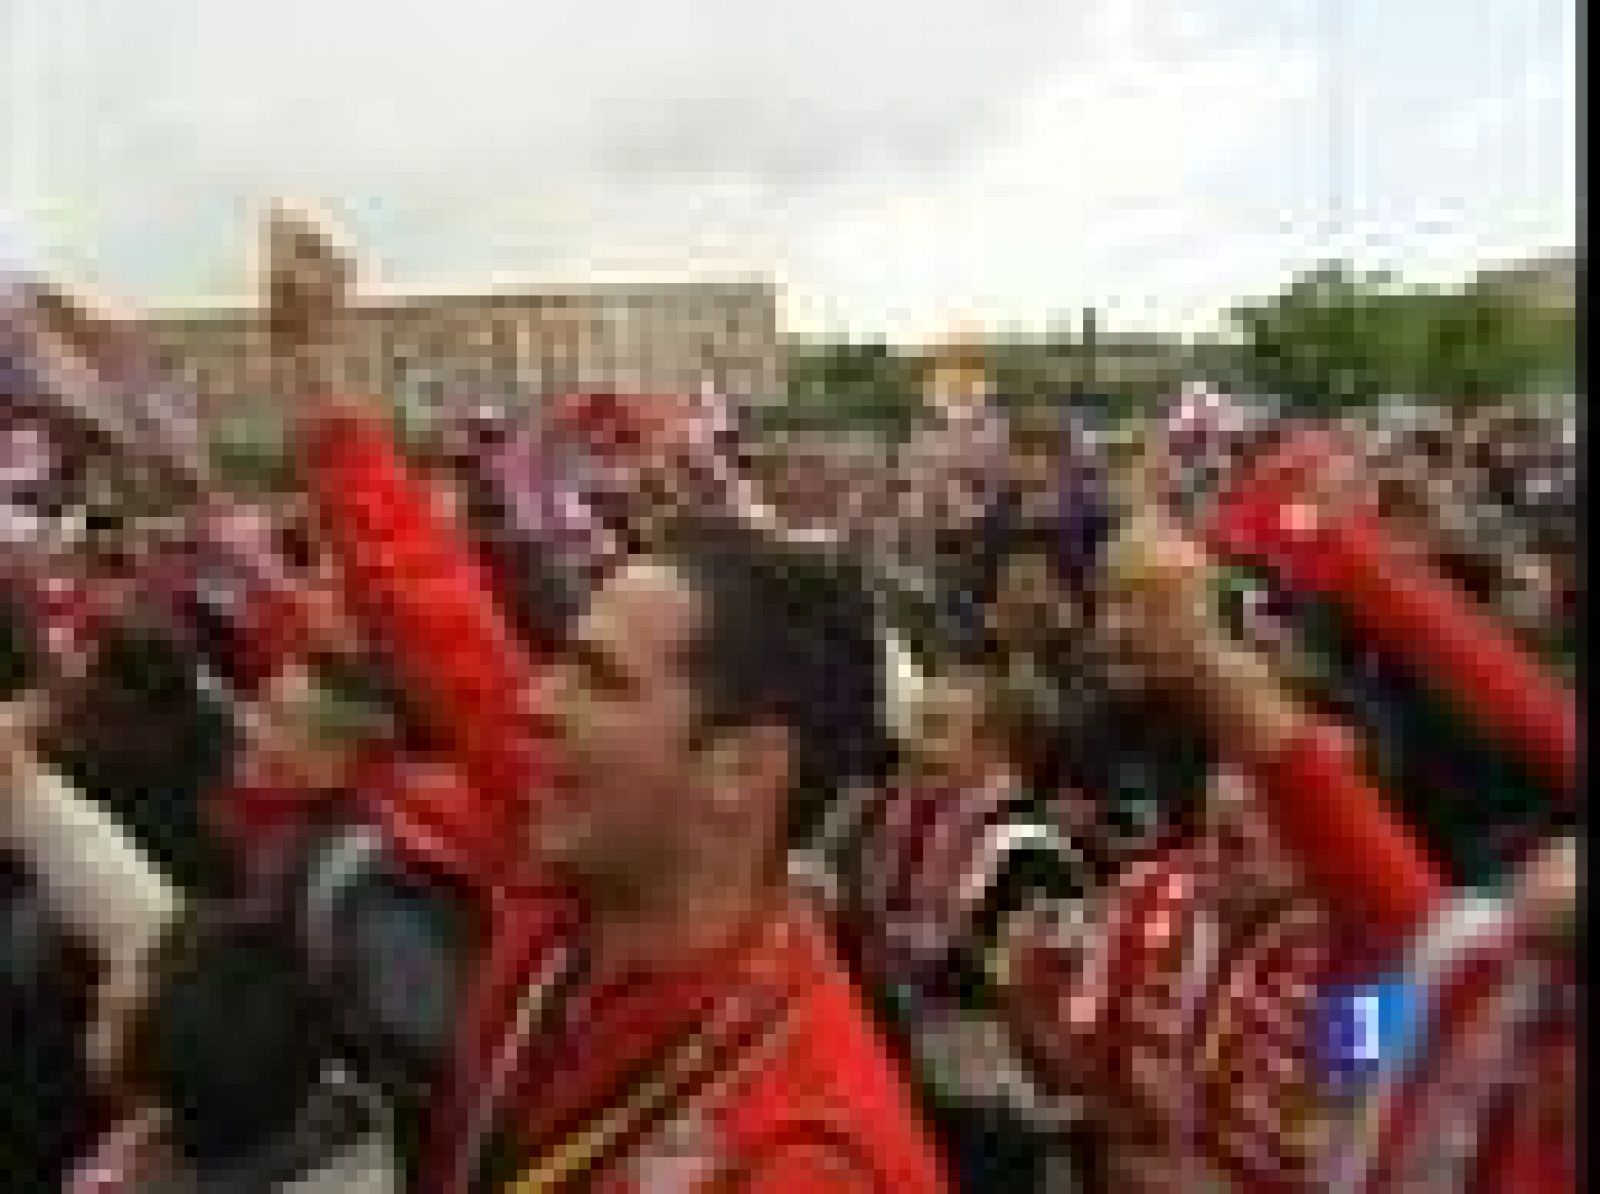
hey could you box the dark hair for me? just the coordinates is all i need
[0,588,42,701]
[1007,404,1067,456]
[983,669,1065,783]
[276,520,318,574]
[665,520,895,846]
[2,851,94,1189]
[1045,681,1212,862]
[459,471,582,653]
[52,620,238,895]
[141,920,329,1171]
[495,538,584,652]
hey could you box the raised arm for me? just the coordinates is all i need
[1103,507,1446,959]
[1207,429,1579,797]
[2,700,183,986]
[265,205,554,882]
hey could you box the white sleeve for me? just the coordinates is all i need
[4,758,184,970]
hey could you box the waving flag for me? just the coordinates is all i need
[1,215,210,500]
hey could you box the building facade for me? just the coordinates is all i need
[133,280,782,427]
[1474,252,1578,314]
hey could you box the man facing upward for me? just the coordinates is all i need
[439,518,947,1193]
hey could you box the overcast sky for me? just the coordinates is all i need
[3,0,1576,340]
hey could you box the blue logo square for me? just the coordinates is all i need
[1314,977,1420,1097]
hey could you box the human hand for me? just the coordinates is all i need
[1099,505,1223,690]
[264,202,352,353]
[1101,503,1307,758]
[262,201,366,416]
[0,692,48,789]
[1515,834,1578,944]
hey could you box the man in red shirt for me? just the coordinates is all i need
[421,521,947,1194]
[198,483,947,1192]
[281,206,949,1193]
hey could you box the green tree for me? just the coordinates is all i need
[780,339,919,439]
[1419,287,1574,401]
[1227,263,1395,408]
[1226,262,1574,409]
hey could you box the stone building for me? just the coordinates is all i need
[132,279,782,427]
[1474,251,1578,314]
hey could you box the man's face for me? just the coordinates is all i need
[926,369,989,425]
[912,680,991,785]
[989,553,1077,648]
[541,561,709,874]
[1010,443,1058,498]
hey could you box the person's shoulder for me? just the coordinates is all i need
[719,912,950,1190]
[718,1135,890,1194]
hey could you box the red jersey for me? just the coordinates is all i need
[434,904,951,1194]
[298,404,947,1191]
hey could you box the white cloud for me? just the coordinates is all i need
[5,0,1577,339]
[787,0,1320,338]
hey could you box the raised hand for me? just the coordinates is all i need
[262,200,358,406]
[0,691,48,788]
[1099,502,1221,690]
[1515,834,1578,944]
[1101,491,1309,760]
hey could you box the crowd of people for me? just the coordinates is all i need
[2,212,1581,1193]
